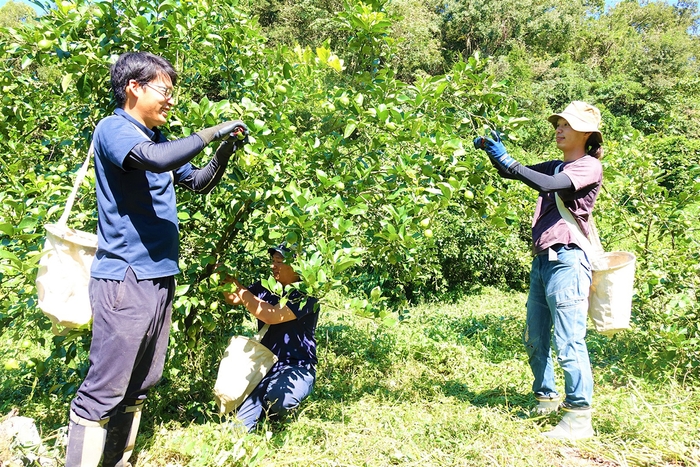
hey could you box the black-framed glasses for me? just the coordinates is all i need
[145,83,174,100]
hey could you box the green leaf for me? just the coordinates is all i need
[316,169,329,185]
[334,258,359,273]
[0,223,14,236]
[175,284,190,296]
[17,217,37,231]
[316,46,330,63]
[327,55,344,72]
[61,73,73,93]
[0,250,22,269]
[21,55,32,69]
[283,62,293,80]
[344,122,357,139]
[435,81,448,97]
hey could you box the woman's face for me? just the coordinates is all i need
[271,252,299,286]
[554,117,590,153]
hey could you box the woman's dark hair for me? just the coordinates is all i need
[586,136,604,160]
[110,52,177,108]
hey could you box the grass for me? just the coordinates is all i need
[2,287,700,466]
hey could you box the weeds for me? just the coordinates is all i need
[2,287,699,466]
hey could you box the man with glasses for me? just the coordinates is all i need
[64,51,249,467]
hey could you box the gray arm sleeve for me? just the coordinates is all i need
[123,134,206,172]
[178,141,236,194]
[492,158,573,192]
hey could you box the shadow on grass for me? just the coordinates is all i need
[299,318,537,425]
[420,313,524,364]
[465,386,534,414]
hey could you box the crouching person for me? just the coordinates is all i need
[221,244,319,431]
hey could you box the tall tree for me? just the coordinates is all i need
[0,1,34,28]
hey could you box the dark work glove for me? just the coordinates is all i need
[213,140,235,160]
[475,130,517,169]
[196,120,249,145]
[213,124,251,160]
[230,124,250,151]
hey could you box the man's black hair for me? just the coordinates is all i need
[110,52,177,108]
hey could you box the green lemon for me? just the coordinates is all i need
[4,358,19,370]
[37,39,53,50]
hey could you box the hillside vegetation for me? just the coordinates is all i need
[1,0,699,465]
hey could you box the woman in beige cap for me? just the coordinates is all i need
[474,101,604,440]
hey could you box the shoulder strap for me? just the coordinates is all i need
[553,164,604,260]
[254,323,271,342]
[57,143,94,228]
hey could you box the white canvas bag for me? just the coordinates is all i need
[213,324,278,414]
[553,166,636,336]
[35,145,97,335]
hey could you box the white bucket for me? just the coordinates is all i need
[588,251,636,336]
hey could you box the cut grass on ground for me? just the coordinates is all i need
[2,287,699,466]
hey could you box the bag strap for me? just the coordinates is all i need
[553,163,604,260]
[254,323,271,342]
[55,120,154,228]
[57,143,94,228]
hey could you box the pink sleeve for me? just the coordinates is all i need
[563,157,602,191]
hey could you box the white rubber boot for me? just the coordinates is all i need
[534,394,561,416]
[543,406,594,440]
[64,411,108,467]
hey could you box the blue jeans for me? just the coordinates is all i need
[524,245,593,408]
[235,362,315,431]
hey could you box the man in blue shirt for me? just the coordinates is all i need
[65,51,249,467]
[222,244,319,431]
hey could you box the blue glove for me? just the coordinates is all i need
[482,130,516,169]
[473,136,485,150]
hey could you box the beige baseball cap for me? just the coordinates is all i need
[548,101,603,144]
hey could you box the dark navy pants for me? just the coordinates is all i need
[71,267,174,421]
[235,362,315,431]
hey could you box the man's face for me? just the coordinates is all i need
[271,252,299,286]
[129,74,174,129]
